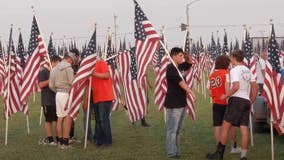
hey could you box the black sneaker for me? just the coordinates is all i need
[240,157,247,160]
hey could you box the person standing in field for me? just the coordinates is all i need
[38,55,61,145]
[49,54,75,149]
[164,47,195,159]
[206,50,258,160]
[208,55,241,154]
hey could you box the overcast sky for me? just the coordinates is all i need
[0,0,283,49]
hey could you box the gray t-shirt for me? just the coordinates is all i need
[39,68,56,106]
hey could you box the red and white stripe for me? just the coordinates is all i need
[118,51,147,122]
[109,64,121,111]
[67,54,97,120]
[263,62,284,134]
[21,35,48,114]
[136,20,160,86]
[154,55,169,111]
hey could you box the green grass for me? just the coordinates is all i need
[0,73,283,160]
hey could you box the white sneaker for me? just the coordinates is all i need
[69,137,81,144]
[230,146,242,154]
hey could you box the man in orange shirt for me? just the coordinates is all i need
[92,59,114,147]
[208,55,240,153]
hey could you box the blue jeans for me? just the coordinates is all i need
[94,101,112,145]
[166,107,186,157]
[83,102,94,141]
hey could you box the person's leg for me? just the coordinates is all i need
[94,103,102,145]
[56,117,63,144]
[240,125,249,159]
[62,116,73,146]
[176,108,185,156]
[214,126,221,143]
[166,108,183,158]
[69,121,75,138]
[99,101,112,145]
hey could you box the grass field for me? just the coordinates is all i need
[0,73,283,160]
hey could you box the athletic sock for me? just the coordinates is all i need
[56,136,59,143]
[241,149,247,158]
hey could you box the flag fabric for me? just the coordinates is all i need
[153,33,169,111]
[134,0,160,86]
[20,16,49,114]
[106,34,121,111]
[48,35,57,57]
[263,24,284,134]
[67,29,97,120]
[243,30,257,81]
[16,32,26,68]
[3,27,22,117]
[0,40,5,96]
[118,47,147,122]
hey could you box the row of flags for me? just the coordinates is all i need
[1,0,283,136]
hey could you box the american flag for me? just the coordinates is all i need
[106,35,121,111]
[0,40,5,95]
[48,35,57,57]
[183,31,196,120]
[153,33,169,111]
[263,24,284,134]
[20,16,49,114]
[243,30,257,80]
[118,47,147,122]
[67,29,97,120]
[16,32,26,68]
[134,0,160,87]
[222,31,229,54]
[3,27,22,117]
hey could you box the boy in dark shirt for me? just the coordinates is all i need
[164,47,195,158]
[38,55,61,145]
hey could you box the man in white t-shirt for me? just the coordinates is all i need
[207,50,258,160]
[255,52,267,95]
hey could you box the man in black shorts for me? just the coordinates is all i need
[38,55,61,145]
[207,50,258,160]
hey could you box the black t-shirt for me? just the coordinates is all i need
[38,68,56,106]
[164,62,192,109]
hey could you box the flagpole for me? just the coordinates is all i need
[161,26,167,125]
[84,77,92,149]
[268,21,275,160]
[5,24,13,145]
[39,107,43,126]
[26,113,30,135]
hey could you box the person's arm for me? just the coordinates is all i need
[49,70,56,93]
[39,80,49,89]
[67,68,74,85]
[93,61,110,79]
[220,81,239,100]
[179,81,196,101]
[250,81,258,104]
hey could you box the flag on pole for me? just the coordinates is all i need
[263,24,284,134]
[134,0,160,86]
[3,27,22,117]
[118,47,147,122]
[106,34,121,111]
[20,16,49,114]
[67,29,97,120]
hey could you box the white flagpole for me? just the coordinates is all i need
[26,114,30,135]
[249,112,254,146]
[39,107,43,126]
[84,77,92,149]
[270,112,274,160]
[5,27,13,145]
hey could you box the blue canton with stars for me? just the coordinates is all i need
[134,0,148,41]
[130,47,138,80]
[268,24,281,73]
[82,29,96,59]
[27,16,40,56]
[17,32,26,67]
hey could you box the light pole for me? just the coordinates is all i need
[186,0,201,29]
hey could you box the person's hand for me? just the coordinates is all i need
[187,89,196,102]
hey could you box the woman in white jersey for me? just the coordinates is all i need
[207,50,258,160]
